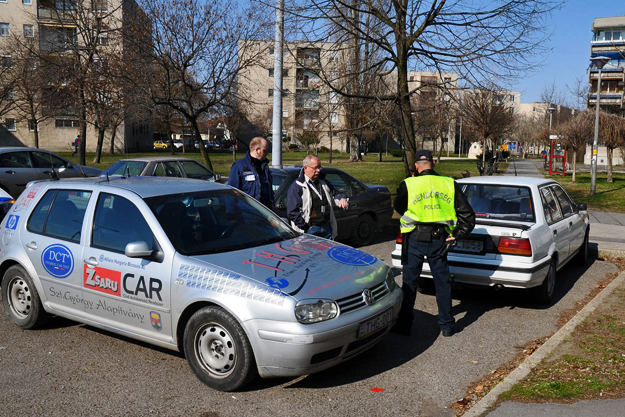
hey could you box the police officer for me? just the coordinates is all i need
[392,150,475,337]
[227,137,274,209]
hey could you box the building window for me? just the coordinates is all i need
[23,24,34,38]
[510,95,515,102]
[55,119,80,128]
[6,118,16,131]
[330,51,339,62]
[4,88,13,100]
[93,0,107,12]
[268,69,288,77]
[269,48,274,55]
[409,75,414,81]
[330,111,338,124]
[282,109,289,118]
[532,106,536,112]
[29,119,38,131]
[268,69,274,77]
[444,77,451,84]
[23,0,32,4]
[268,89,273,97]
[329,91,339,104]
[509,107,515,114]
[96,31,108,45]
[0,23,10,37]
[1,55,12,68]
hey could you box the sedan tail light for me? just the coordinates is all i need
[498,237,532,256]
[396,230,402,244]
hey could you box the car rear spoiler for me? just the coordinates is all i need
[475,219,532,231]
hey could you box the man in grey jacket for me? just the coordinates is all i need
[286,155,348,239]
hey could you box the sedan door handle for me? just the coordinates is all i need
[569,221,573,227]
[26,242,38,250]
[553,230,558,236]
[5,170,16,174]
[84,257,99,267]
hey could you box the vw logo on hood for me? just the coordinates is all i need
[362,288,374,306]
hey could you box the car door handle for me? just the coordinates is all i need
[26,242,38,250]
[569,221,573,227]
[84,257,99,267]
[350,203,358,208]
[553,230,557,236]
[5,170,16,174]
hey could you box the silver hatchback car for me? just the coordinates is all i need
[0,177,401,391]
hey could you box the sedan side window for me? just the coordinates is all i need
[31,152,67,169]
[540,187,563,224]
[344,174,368,196]
[551,185,575,217]
[27,189,92,243]
[156,162,183,178]
[0,151,32,168]
[180,160,215,181]
[324,173,352,197]
[92,193,154,254]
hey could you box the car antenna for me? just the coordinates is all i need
[105,172,110,182]
[125,165,131,178]
[49,167,59,181]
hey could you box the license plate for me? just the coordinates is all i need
[455,239,483,253]
[357,308,394,340]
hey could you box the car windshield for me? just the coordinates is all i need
[463,184,535,222]
[103,160,147,177]
[146,189,298,256]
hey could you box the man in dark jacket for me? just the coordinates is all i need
[228,137,274,209]
[286,154,348,240]
[392,150,475,337]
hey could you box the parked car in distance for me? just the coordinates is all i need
[391,176,589,303]
[0,188,13,224]
[0,177,401,391]
[0,147,102,198]
[101,157,224,183]
[153,140,169,150]
[271,166,394,246]
[194,140,210,149]
[172,140,183,149]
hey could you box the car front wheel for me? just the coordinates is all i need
[183,306,257,391]
[350,213,375,246]
[1,265,51,329]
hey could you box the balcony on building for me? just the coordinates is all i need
[37,0,79,22]
[295,110,319,130]
[296,48,320,68]
[296,90,320,109]
[296,69,321,89]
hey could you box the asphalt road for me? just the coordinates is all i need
[0,221,618,417]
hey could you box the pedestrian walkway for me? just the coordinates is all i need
[463,158,625,417]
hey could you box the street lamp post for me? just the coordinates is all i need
[589,56,611,196]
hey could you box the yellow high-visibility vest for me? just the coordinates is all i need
[399,175,458,234]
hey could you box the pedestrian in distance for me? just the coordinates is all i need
[72,135,80,156]
[286,154,349,240]
[227,137,274,209]
[392,149,475,337]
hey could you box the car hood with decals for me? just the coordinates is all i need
[0,176,401,392]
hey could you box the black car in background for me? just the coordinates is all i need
[270,166,394,246]
[0,147,102,198]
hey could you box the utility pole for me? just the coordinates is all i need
[271,0,284,168]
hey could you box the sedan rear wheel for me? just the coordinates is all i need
[183,306,257,391]
[534,259,556,304]
[1,265,51,329]
[575,231,589,266]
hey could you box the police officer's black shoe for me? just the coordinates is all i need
[441,328,453,337]
[391,323,411,336]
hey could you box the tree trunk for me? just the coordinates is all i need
[607,147,613,183]
[349,136,359,161]
[93,125,106,164]
[109,124,118,155]
[194,121,213,171]
[78,87,87,166]
[572,150,577,183]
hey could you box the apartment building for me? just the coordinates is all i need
[588,16,625,116]
[0,0,152,152]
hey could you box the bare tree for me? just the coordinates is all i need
[567,76,590,111]
[136,0,271,171]
[560,111,593,183]
[293,0,558,175]
[602,112,625,184]
[460,88,514,166]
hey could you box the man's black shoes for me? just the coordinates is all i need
[441,328,453,337]
[391,323,411,336]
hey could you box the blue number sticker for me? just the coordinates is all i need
[327,247,377,266]
[265,277,289,289]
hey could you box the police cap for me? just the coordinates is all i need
[415,149,433,162]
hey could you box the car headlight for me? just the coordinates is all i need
[295,299,338,324]
[385,268,396,292]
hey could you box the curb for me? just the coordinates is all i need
[463,269,625,417]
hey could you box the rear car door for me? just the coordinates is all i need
[81,191,172,342]
[551,184,585,257]
[179,160,218,181]
[323,171,358,230]
[30,151,79,180]
[539,186,570,264]
[20,188,93,316]
[0,151,41,197]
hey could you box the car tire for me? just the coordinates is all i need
[183,306,257,392]
[1,265,51,329]
[350,213,375,246]
[574,231,589,266]
[534,259,556,304]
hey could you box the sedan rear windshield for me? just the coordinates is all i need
[463,184,535,222]
[146,189,298,256]
[103,160,147,177]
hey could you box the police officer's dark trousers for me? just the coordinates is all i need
[397,231,455,332]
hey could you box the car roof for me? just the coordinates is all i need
[30,176,228,198]
[456,176,556,187]
[0,147,57,153]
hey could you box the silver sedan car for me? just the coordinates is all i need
[392,176,589,303]
[0,177,401,391]
[101,157,224,183]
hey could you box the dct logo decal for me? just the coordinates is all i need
[41,244,74,279]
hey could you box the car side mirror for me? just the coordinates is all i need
[577,203,587,211]
[125,241,153,258]
[214,173,222,182]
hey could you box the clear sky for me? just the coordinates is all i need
[511,0,625,105]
